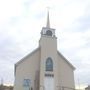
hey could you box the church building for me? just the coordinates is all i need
[14,12,75,90]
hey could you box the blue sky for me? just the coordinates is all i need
[0,0,90,88]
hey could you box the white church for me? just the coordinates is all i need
[14,12,75,90]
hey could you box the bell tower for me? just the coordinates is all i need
[41,11,56,37]
[39,11,58,90]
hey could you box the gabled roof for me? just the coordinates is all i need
[14,47,75,76]
[14,47,40,76]
[57,51,75,70]
[15,47,40,67]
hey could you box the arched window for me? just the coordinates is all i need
[46,30,52,36]
[46,57,53,71]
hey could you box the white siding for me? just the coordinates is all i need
[14,49,40,90]
[57,53,75,88]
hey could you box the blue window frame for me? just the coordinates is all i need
[23,79,31,87]
[46,57,53,71]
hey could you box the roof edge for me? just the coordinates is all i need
[57,51,76,70]
[15,47,40,67]
[14,47,40,76]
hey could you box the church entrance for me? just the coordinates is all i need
[44,76,54,90]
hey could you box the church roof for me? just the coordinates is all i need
[15,47,40,67]
[58,51,75,70]
[15,47,75,76]
[14,47,40,76]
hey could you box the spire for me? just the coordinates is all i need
[46,11,50,28]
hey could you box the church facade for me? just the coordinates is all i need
[14,12,75,90]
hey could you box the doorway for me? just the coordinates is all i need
[44,76,54,90]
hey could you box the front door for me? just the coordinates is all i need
[44,76,54,90]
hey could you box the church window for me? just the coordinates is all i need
[46,30,52,36]
[23,79,31,87]
[46,57,53,71]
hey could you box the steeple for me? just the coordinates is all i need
[46,11,50,28]
[41,10,56,37]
